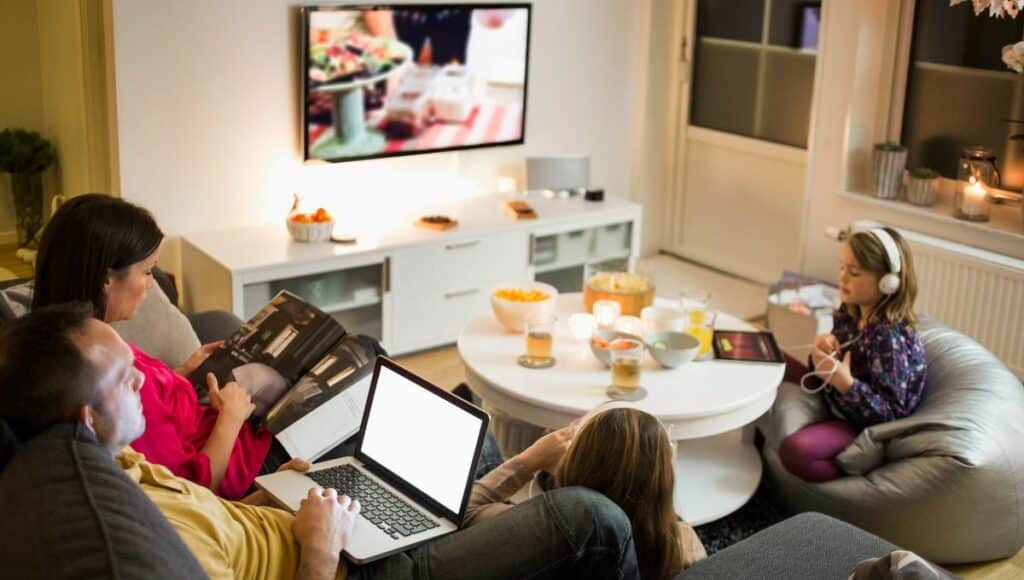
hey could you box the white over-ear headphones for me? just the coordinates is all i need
[867,228,902,295]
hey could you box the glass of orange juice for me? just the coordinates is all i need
[686,307,717,360]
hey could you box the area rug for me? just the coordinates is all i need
[692,474,786,555]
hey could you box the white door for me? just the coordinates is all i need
[666,0,822,285]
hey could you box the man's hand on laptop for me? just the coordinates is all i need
[293,487,361,579]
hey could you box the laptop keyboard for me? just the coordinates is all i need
[308,464,441,540]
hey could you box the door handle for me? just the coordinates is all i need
[445,240,480,251]
[444,288,480,299]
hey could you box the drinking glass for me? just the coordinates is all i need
[519,314,556,368]
[686,307,717,360]
[606,338,646,401]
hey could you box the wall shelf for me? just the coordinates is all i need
[837,190,1024,245]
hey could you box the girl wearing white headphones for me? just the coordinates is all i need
[779,227,928,482]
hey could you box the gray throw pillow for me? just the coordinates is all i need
[111,279,202,367]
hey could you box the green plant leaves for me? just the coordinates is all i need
[0,129,56,174]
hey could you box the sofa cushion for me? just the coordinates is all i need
[0,280,202,369]
[679,513,897,579]
[0,422,207,579]
[111,278,202,368]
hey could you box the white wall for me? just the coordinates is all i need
[0,0,44,242]
[112,0,643,266]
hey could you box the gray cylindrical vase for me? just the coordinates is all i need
[906,169,939,205]
[872,144,907,200]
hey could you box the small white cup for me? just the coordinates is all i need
[640,305,686,334]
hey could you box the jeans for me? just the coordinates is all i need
[349,486,639,580]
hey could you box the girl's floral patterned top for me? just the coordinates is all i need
[815,310,928,430]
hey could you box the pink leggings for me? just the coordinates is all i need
[778,420,857,482]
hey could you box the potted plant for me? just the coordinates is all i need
[0,129,56,248]
[872,141,907,200]
[906,167,940,206]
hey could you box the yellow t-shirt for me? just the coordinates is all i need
[118,447,346,580]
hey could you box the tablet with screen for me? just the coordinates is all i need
[713,330,785,364]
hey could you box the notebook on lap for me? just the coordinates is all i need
[255,357,489,564]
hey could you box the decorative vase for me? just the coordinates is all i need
[872,142,907,200]
[906,168,939,206]
[11,171,43,248]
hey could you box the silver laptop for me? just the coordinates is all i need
[255,357,490,564]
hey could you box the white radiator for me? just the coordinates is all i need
[855,220,1024,379]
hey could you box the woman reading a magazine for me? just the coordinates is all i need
[31,194,272,499]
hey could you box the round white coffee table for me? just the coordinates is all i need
[457,293,783,525]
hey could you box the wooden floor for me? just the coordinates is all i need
[0,244,33,280]
[951,550,1024,579]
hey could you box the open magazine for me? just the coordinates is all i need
[188,290,378,460]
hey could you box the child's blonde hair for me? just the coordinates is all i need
[842,227,918,326]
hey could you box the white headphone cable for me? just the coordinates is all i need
[779,335,862,395]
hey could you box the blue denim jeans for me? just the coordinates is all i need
[349,486,639,580]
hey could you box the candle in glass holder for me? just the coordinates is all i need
[593,300,621,330]
[956,177,990,221]
[613,315,643,337]
[568,313,596,341]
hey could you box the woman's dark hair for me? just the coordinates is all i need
[32,194,164,318]
[0,302,99,441]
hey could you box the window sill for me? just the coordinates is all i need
[837,190,1024,244]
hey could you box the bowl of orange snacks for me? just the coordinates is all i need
[287,207,335,243]
[491,282,559,332]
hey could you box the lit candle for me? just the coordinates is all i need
[961,177,988,217]
[568,313,596,341]
[593,300,621,330]
[614,315,643,337]
[496,176,517,195]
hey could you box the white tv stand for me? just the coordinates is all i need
[181,194,641,355]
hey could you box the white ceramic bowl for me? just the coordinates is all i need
[645,330,700,368]
[286,217,335,243]
[640,305,686,334]
[490,282,559,333]
[589,329,644,367]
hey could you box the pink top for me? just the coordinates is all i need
[128,344,273,500]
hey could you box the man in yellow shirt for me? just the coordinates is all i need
[0,304,639,579]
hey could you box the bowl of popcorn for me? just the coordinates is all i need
[583,272,654,316]
[491,283,559,333]
[287,207,335,243]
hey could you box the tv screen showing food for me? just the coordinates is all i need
[301,4,531,163]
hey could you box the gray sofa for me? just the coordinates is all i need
[759,317,1024,564]
[678,512,898,579]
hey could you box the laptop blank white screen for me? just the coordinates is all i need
[360,366,484,514]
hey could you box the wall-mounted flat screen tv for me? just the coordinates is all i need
[301,4,531,163]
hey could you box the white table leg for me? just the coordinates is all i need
[673,428,762,526]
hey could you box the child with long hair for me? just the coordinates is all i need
[779,227,927,482]
[464,406,705,579]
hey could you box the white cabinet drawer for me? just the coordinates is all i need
[389,230,529,353]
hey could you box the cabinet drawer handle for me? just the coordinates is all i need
[444,288,480,299]
[445,240,480,251]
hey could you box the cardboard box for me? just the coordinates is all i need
[766,274,838,362]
